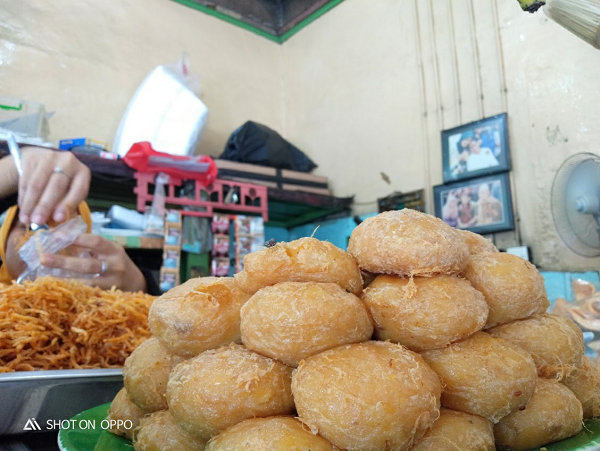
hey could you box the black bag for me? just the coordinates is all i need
[220,121,317,172]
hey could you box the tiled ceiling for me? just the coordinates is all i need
[175,0,342,40]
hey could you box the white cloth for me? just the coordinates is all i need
[466,147,499,171]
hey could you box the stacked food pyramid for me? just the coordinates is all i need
[106,209,600,451]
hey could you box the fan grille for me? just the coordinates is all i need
[551,152,600,258]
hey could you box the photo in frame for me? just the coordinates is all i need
[442,113,510,183]
[433,172,515,235]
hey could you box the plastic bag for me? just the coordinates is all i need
[17,217,89,282]
[122,141,217,186]
[112,54,208,158]
[142,172,169,235]
[552,278,600,359]
[220,121,317,172]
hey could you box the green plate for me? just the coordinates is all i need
[58,403,133,451]
[58,403,600,451]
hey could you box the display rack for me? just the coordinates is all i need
[160,210,183,292]
[133,172,269,221]
[0,146,353,228]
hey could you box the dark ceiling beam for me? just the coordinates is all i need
[277,0,334,36]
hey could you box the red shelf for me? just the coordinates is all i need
[134,172,269,222]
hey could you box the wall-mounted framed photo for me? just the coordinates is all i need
[434,172,515,235]
[442,113,510,183]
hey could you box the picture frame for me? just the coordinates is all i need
[433,172,515,235]
[442,113,510,183]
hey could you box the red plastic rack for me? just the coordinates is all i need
[134,172,269,222]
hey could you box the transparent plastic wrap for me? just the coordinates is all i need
[144,172,169,235]
[552,278,600,361]
[17,217,89,282]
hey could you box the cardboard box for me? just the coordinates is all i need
[59,137,107,151]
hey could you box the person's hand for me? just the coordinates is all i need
[17,147,91,226]
[41,234,148,293]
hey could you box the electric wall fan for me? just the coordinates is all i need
[551,152,600,257]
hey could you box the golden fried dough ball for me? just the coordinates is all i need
[133,410,206,451]
[347,210,468,277]
[494,378,583,450]
[234,238,362,294]
[560,356,600,419]
[292,341,441,451]
[488,314,584,378]
[167,344,294,441]
[421,332,537,423]
[149,277,251,357]
[106,388,148,440]
[240,282,373,367]
[123,338,186,412]
[410,408,494,451]
[205,417,338,451]
[460,230,498,254]
[361,275,488,352]
[463,252,549,328]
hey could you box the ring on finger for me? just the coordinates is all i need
[94,260,108,278]
[52,166,72,180]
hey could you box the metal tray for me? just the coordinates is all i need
[0,368,122,435]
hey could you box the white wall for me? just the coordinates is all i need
[0,0,283,156]
[282,0,425,215]
[281,0,600,271]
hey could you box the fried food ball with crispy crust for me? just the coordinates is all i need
[560,356,600,419]
[234,237,363,294]
[240,282,373,367]
[361,275,488,352]
[347,210,468,277]
[149,277,251,357]
[292,341,441,451]
[460,230,498,254]
[411,408,495,451]
[204,417,339,451]
[488,314,584,378]
[133,410,207,451]
[463,252,549,328]
[167,344,294,441]
[123,338,186,412]
[421,332,537,423]
[107,388,148,440]
[494,378,583,450]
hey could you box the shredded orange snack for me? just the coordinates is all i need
[0,277,155,372]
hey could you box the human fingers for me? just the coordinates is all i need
[41,253,105,276]
[42,250,123,291]
[30,153,91,224]
[18,152,56,224]
[69,235,128,278]
[52,156,90,222]
[71,234,117,255]
[27,169,73,226]
[50,235,146,292]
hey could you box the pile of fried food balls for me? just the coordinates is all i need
[106,209,600,451]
